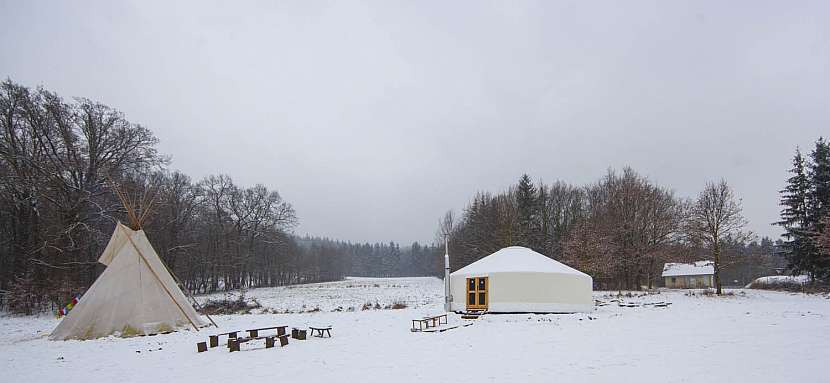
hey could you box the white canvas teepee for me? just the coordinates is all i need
[50,222,208,340]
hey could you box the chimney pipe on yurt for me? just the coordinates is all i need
[444,237,451,312]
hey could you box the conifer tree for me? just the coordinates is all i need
[515,174,539,249]
[808,138,830,230]
[777,148,814,275]
[808,138,830,279]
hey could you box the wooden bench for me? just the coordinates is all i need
[208,331,239,348]
[309,326,332,338]
[411,314,448,331]
[246,326,287,338]
[228,334,289,352]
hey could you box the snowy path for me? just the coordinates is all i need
[2,277,829,382]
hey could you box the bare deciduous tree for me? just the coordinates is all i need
[438,210,454,241]
[687,180,750,295]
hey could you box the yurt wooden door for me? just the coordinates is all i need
[466,277,488,310]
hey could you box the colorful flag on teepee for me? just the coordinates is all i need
[57,294,81,317]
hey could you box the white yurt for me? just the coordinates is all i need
[449,246,593,313]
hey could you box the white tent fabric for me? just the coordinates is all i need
[450,246,593,313]
[50,222,208,340]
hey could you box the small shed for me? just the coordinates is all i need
[450,246,593,313]
[662,261,714,289]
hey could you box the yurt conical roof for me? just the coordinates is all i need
[451,246,589,277]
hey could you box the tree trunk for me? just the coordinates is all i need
[713,240,723,295]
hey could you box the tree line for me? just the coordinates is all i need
[0,80,441,314]
[0,80,302,312]
[441,170,780,293]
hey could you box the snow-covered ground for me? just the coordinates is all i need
[196,277,443,313]
[2,277,829,382]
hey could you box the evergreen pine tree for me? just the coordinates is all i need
[809,138,830,229]
[777,148,813,275]
[515,174,540,249]
[808,138,830,279]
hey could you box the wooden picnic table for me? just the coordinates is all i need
[246,325,287,338]
[198,326,291,353]
[309,326,332,338]
[411,314,448,331]
[228,334,289,352]
[208,331,239,348]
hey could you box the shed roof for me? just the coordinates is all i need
[662,261,714,277]
[451,246,589,277]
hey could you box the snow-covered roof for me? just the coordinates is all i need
[662,261,714,277]
[451,246,589,277]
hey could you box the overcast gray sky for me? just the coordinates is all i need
[2,1,828,244]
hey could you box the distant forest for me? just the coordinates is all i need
[1,79,824,313]
[295,237,443,279]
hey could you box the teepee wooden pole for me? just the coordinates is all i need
[136,188,158,229]
[118,223,200,332]
[108,178,140,229]
[136,184,152,228]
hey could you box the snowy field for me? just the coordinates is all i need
[196,277,444,313]
[2,277,829,382]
